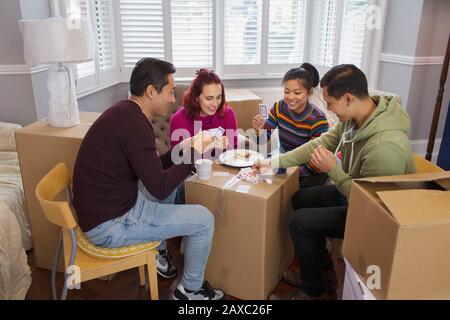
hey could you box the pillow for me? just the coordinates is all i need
[0,122,22,151]
[75,227,160,259]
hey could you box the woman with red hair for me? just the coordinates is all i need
[169,69,238,149]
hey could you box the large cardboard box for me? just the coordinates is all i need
[343,171,450,299]
[185,164,299,300]
[225,89,263,132]
[15,112,100,271]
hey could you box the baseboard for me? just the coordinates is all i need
[411,139,442,163]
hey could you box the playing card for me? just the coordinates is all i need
[259,104,269,119]
[207,127,225,139]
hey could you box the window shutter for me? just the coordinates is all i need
[93,0,115,72]
[267,0,307,64]
[338,0,369,68]
[66,0,96,78]
[312,0,338,67]
[171,0,213,68]
[119,0,165,68]
[224,0,263,65]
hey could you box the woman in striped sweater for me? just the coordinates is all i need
[252,63,329,187]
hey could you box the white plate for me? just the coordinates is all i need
[218,149,264,168]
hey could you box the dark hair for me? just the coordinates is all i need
[282,63,319,92]
[129,58,176,96]
[183,68,227,119]
[320,64,369,99]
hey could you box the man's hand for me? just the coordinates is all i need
[252,115,265,135]
[251,158,272,175]
[310,145,336,173]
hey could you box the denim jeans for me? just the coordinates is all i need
[289,185,348,296]
[85,181,214,291]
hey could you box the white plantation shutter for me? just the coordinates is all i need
[268,0,307,64]
[119,0,165,68]
[66,0,96,78]
[338,0,369,68]
[312,0,338,67]
[224,0,262,65]
[171,0,213,68]
[93,0,115,72]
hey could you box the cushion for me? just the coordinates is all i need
[0,122,22,151]
[75,227,160,259]
[151,84,189,154]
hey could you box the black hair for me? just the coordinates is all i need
[129,58,176,96]
[282,62,320,92]
[320,64,369,99]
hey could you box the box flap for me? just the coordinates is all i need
[358,171,450,184]
[377,190,450,225]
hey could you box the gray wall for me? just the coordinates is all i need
[0,0,25,64]
[377,0,450,145]
[0,0,52,125]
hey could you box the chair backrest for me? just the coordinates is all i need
[413,154,444,173]
[35,162,77,230]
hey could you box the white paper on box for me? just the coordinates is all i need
[236,185,251,194]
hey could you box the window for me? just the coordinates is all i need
[115,0,379,81]
[119,0,165,68]
[118,0,214,78]
[267,0,307,65]
[61,0,119,94]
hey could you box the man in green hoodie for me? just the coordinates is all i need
[253,64,416,300]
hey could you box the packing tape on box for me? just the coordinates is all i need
[215,175,241,227]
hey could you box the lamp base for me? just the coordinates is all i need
[47,64,80,128]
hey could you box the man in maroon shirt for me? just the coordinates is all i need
[73,58,225,300]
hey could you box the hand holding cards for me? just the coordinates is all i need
[206,126,225,140]
[259,104,269,119]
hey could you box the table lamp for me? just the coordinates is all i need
[19,17,95,127]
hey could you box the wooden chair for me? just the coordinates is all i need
[35,162,160,300]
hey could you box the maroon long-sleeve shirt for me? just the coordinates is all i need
[73,100,193,232]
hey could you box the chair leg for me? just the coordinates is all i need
[147,251,159,300]
[138,266,146,287]
[51,232,63,300]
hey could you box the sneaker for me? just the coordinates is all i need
[172,281,225,300]
[156,249,177,278]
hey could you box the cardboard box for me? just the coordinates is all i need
[15,112,101,271]
[342,258,376,300]
[185,164,299,300]
[343,171,450,299]
[225,89,263,132]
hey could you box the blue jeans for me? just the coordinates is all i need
[85,181,214,291]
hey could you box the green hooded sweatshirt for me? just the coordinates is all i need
[272,95,416,197]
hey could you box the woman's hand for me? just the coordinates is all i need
[251,158,272,175]
[191,131,216,154]
[215,136,229,150]
[252,115,266,135]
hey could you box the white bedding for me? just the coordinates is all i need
[0,124,32,300]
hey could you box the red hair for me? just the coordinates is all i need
[183,68,227,119]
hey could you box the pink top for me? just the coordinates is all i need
[169,105,238,148]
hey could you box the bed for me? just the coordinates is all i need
[0,121,32,299]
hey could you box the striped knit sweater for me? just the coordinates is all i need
[264,99,329,176]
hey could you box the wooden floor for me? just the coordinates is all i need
[25,237,345,300]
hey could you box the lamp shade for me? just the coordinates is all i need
[19,17,95,65]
